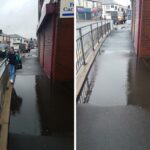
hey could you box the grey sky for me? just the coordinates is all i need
[0,0,38,39]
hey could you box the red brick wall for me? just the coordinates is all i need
[52,18,74,81]
[38,15,56,79]
[43,16,55,78]
[38,3,73,81]
[39,29,45,67]
[132,0,150,57]
[134,0,140,55]
[139,0,150,57]
[132,0,142,56]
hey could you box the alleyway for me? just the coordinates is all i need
[8,49,73,150]
[77,22,150,150]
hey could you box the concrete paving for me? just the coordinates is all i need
[77,22,150,150]
[8,49,73,150]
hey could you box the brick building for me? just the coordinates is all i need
[131,0,150,57]
[37,0,74,136]
[37,0,74,81]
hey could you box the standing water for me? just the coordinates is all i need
[8,49,73,150]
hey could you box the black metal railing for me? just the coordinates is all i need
[76,20,111,73]
[0,58,9,111]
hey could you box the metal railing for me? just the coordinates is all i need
[76,20,111,73]
[0,58,8,78]
[0,58,9,111]
[77,57,98,103]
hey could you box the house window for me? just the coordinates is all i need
[106,5,110,9]
[111,5,114,8]
[86,1,88,7]
[78,0,80,5]
[115,6,117,10]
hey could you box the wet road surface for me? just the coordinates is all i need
[8,49,73,150]
[77,22,150,150]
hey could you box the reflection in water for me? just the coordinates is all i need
[79,53,150,110]
[127,58,150,110]
[77,57,98,103]
[11,88,23,115]
[78,50,130,106]
[35,76,74,136]
[9,75,73,136]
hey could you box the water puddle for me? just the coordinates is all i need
[9,75,73,136]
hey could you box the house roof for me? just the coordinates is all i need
[9,34,27,40]
[0,33,8,36]
[99,0,121,5]
[9,34,23,38]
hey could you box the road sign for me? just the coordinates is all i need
[60,0,74,18]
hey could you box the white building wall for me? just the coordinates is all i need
[10,37,27,50]
[102,4,126,19]
[0,36,3,43]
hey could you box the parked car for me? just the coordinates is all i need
[0,44,9,58]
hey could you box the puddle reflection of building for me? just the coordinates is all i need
[11,88,23,115]
[127,57,150,110]
[35,75,73,136]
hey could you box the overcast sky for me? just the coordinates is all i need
[0,0,38,39]
[115,0,131,6]
[0,0,130,39]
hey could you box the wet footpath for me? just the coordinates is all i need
[8,49,73,150]
[77,22,150,150]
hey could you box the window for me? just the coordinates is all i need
[115,6,117,10]
[78,0,82,6]
[86,1,88,7]
[106,5,110,9]
[111,5,114,8]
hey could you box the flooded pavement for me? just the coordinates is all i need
[77,23,133,105]
[8,49,73,150]
[77,23,150,150]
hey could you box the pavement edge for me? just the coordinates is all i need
[0,82,13,150]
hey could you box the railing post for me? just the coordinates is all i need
[105,19,107,35]
[97,22,100,43]
[79,28,86,65]
[0,58,9,111]
[107,21,109,32]
[101,20,103,38]
[103,21,105,36]
[90,24,95,51]
[106,22,108,33]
